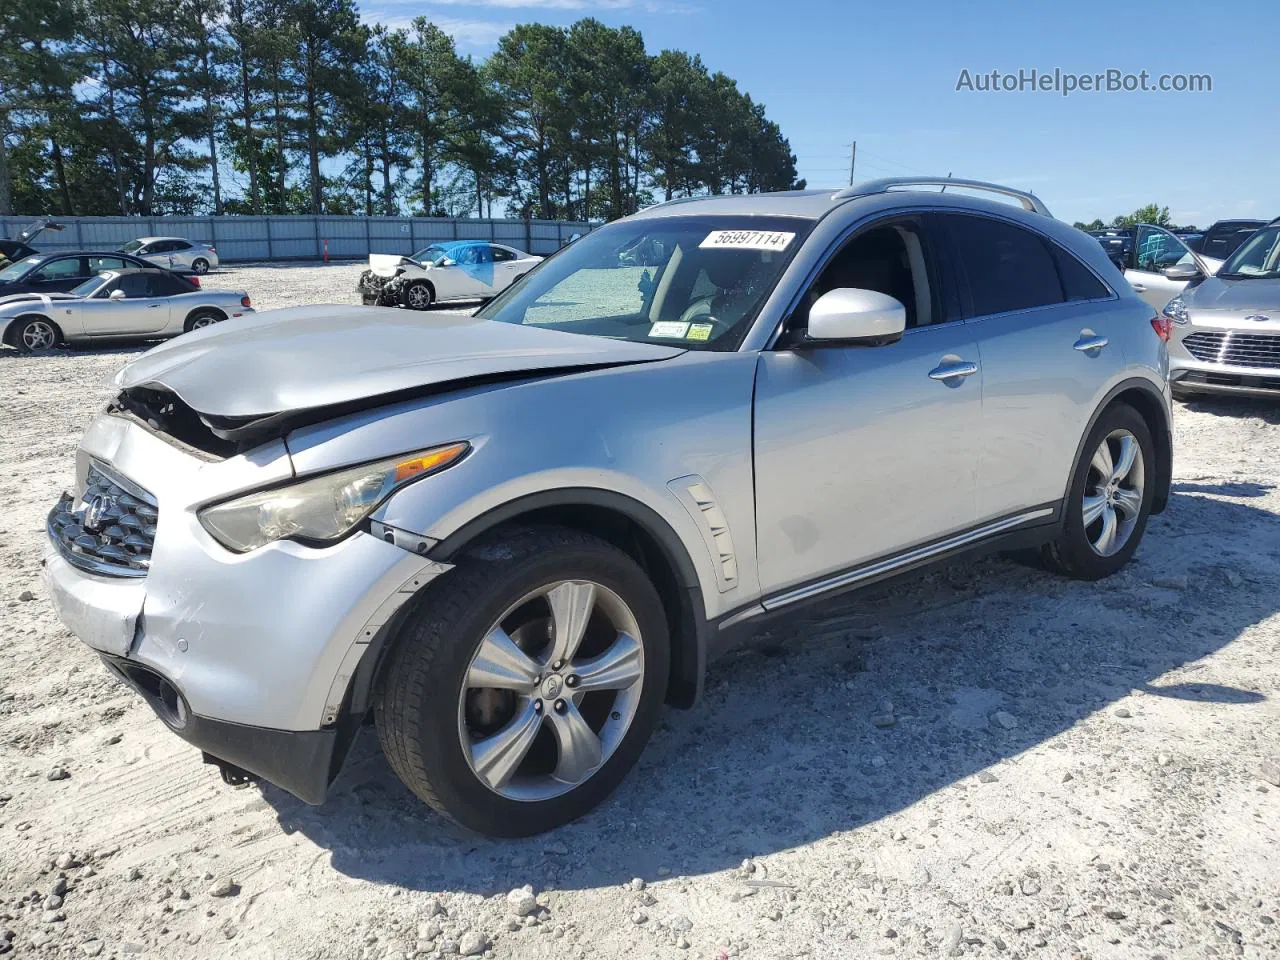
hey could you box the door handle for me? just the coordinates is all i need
[1130,283,1147,293]
[147,303,161,309]
[928,360,978,382]
[1074,335,1109,352]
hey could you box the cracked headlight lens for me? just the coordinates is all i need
[198,442,468,552]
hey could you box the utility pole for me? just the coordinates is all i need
[848,141,857,186]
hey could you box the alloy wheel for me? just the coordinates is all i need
[457,580,645,802]
[1082,428,1145,557]
[21,320,56,351]
[406,284,431,308]
[190,315,217,329]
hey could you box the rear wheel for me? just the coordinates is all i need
[401,280,434,310]
[375,527,669,836]
[191,257,210,275]
[14,316,61,353]
[1042,403,1155,580]
[184,309,224,332]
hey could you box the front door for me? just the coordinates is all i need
[1125,224,1207,311]
[88,273,172,336]
[753,216,981,597]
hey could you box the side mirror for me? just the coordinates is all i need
[108,289,126,300]
[438,258,456,267]
[805,288,906,344]
[1161,264,1201,282]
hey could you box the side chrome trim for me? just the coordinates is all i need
[760,507,1055,612]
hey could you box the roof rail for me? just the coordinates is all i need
[834,177,1053,218]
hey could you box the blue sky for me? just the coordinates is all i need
[362,0,1278,228]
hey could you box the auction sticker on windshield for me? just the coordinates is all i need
[699,230,796,252]
[649,321,690,339]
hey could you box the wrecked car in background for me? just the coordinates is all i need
[358,240,541,309]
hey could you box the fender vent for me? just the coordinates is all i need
[669,476,738,591]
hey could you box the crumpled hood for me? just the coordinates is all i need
[367,253,422,277]
[1185,275,1280,316]
[115,304,684,418]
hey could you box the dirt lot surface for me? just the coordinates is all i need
[1,263,1277,959]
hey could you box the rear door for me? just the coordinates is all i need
[1125,224,1208,310]
[939,212,1128,522]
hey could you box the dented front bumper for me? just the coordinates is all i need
[43,412,451,801]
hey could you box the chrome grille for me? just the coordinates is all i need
[1182,331,1280,369]
[47,464,158,577]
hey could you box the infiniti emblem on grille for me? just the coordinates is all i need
[1245,314,1271,323]
[82,495,114,532]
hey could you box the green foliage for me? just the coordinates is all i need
[1111,204,1172,229]
[2,8,799,219]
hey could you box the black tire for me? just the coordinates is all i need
[1042,402,1156,580]
[13,315,62,353]
[401,280,434,310]
[184,309,224,333]
[374,526,670,836]
[191,258,210,275]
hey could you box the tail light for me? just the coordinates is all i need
[241,295,251,308]
[189,275,201,288]
[209,246,217,254]
[1150,314,1172,342]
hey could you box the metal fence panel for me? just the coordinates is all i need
[0,214,598,263]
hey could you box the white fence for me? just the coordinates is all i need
[0,215,597,262]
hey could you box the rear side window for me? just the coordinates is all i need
[153,273,194,295]
[1053,247,1111,301]
[945,215,1065,316]
[117,274,156,298]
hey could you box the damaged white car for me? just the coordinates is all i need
[358,240,541,309]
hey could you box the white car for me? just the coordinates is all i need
[1119,224,1223,311]
[120,237,220,274]
[0,269,252,352]
[359,240,542,309]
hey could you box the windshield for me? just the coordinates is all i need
[413,245,448,263]
[71,274,112,297]
[0,255,42,282]
[1218,226,1280,279]
[119,240,145,253]
[476,215,811,351]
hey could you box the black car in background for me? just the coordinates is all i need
[0,251,156,296]
[1185,219,1267,261]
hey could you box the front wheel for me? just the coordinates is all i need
[375,527,669,836]
[401,280,433,310]
[14,316,61,353]
[1042,402,1156,580]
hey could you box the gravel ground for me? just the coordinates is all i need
[1,262,1278,959]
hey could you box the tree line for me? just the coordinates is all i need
[1072,204,1183,232]
[0,1,803,222]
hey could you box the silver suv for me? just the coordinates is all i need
[45,178,1173,836]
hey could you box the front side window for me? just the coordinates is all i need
[945,215,1065,316]
[1134,225,1196,273]
[32,257,85,281]
[1218,225,1280,279]
[796,220,940,330]
[491,245,516,262]
[117,273,156,298]
[477,215,811,351]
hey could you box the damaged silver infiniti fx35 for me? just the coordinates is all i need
[44,179,1173,836]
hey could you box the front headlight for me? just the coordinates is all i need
[198,442,469,553]
[1163,295,1189,324]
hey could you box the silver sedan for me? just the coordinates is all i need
[0,269,252,352]
[120,237,220,274]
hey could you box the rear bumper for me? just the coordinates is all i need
[99,653,339,804]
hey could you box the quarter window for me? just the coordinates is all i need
[946,215,1065,316]
[1053,248,1111,301]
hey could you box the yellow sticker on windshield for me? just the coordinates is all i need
[700,230,795,252]
[687,323,714,342]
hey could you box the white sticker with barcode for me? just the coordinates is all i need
[648,321,690,339]
[699,230,796,252]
